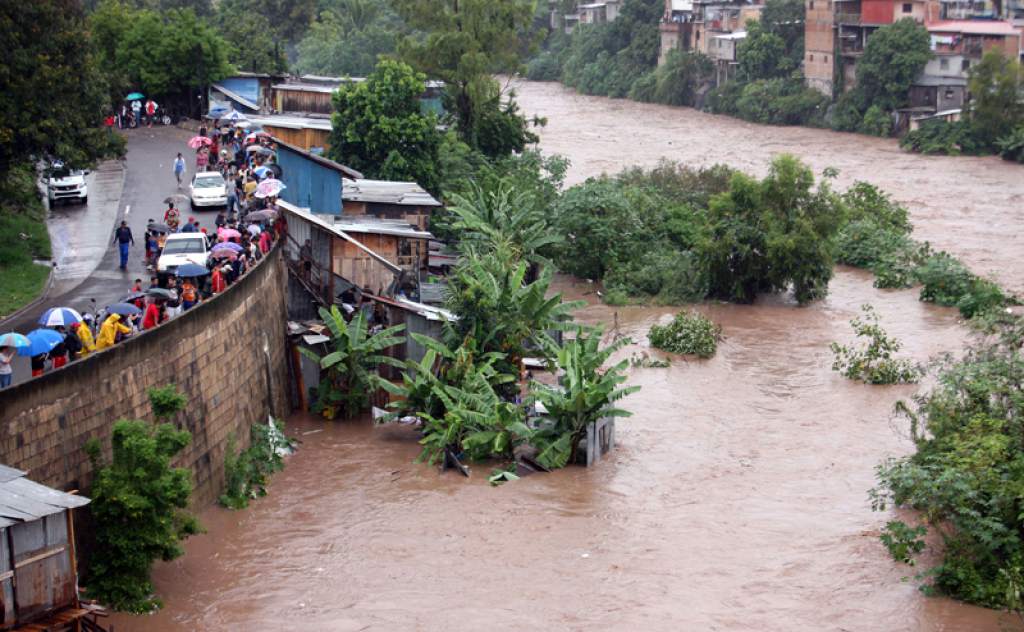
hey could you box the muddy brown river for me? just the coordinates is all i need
[112,82,1023,631]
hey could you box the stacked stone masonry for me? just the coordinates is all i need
[0,246,290,506]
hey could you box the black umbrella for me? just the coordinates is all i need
[146,288,174,300]
[163,194,189,205]
[121,291,147,303]
[106,302,142,316]
[246,209,277,222]
[147,222,171,233]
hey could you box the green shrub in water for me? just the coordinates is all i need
[830,304,920,384]
[916,252,1006,318]
[220,419,294,509]
[648,311,721,358]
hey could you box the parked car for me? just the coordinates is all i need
[157,233,209,277]
[188,171,227,211]
[44,162,88,206]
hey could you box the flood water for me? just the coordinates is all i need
[113,82,1024,631]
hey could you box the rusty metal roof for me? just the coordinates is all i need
[0,468,89,527]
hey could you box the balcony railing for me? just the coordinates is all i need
[835,12,862,23]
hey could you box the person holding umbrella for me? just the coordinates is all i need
[0,345,14,388]
[96,313,130,350]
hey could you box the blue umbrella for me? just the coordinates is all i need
[175,263,210,277]
[222,110,248,122]
[125,92,144,101]
[38,307,83,327]
[253,166,271,179]
[19,329,63,357]
[106,302,142,316]
[0,333,30,350]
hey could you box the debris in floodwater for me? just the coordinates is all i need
[302,429,324,436]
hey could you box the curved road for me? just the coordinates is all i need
[6,126,216,384]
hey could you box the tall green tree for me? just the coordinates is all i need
[0,0,120,174]
[214,9,288,74]
[216,0,316,43]
[328,59,443,192]
[760,0,805,69]
[393,0,540,156]
[115,9,233,104]
[738,21,791,81]
[295,0,401,77]
[855,18,931,112]
[968,50,1023,149]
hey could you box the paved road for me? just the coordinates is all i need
[5,125,221,384]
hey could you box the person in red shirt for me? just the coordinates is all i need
[142,299,161,330]
[211,267,227,294]
[258,229,271,254]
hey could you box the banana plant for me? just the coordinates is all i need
[447,181,562,263]
[531,333,640,469]
[300,305,406,419]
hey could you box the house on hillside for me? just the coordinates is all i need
[250,114,332,153]
[708,30,747,84]
[332,217,435,296]
[658,0,762,66]
[270,75,446,120]
[274,139,362,217]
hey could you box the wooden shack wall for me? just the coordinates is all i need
[275,89,333,115]
[7,513,73,626]
[332,237,396,295]
[263,126,330,152]
[341,201,433,231]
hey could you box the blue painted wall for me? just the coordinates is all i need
[276,146,342,215]
[219,77,260,106]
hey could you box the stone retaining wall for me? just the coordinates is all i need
[0,246,290,506]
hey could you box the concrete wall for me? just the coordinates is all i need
[0,247,290,507]
[804,0,836,97]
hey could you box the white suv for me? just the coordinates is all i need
[157,233,209,276]
[189,171,227,210]
[45,163,88,206]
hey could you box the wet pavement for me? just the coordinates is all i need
[3,126,215,385]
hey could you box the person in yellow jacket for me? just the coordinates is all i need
[70,322,95,358]
[96,314,131,350]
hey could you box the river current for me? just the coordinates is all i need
[112,81,1023,631]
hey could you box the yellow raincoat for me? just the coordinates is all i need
[74,324,95,357]
[96,314,130,350]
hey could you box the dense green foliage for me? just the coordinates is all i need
[899,119,980,156]
[220,420,294,509]
[84,387,200,612]
[830,19,931,134]
[830,304,920,384]
[708,77,828,126]
[0,166,53,317]
[328,60,443,193]
[295,0,401,77]
[301,305,406,419]
[213,5,288,74]
[648,311,722,358]
[394,0,539,156]
[871,318,1024,607]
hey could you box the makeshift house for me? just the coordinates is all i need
[342,179,442,231]
[0,466,102,631]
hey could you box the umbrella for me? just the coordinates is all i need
[246,145,273,155]
[213,242,243,253]
[246,209,277,222]
[147,222,171,234]
[146,288,175,300]
[19,329,63,357]
[105,302,142,316]
[188,136,213,149]
[0,333,30,350]
[163,194,189,205]
[244,131,270,143]
[247,224,262,236]
[122,291,147,303]
[253,166,271,179]
[210,249,238,261]
[218,228,241,240]
[222,110,248,122]
[38,307,83,327]
[125,92,144,101]
[255,179,285,199]
[175,263,210,277]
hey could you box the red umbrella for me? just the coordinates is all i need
[188,136,213,149]
[244,131,270,144]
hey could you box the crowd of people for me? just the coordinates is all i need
[0,119,287,388]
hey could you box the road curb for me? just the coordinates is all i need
[0,264,55,330]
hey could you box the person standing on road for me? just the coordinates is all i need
[0,346,14,388]
[113,221,134,270]
[174,153,186,188]
[130,99,142,127]
[145,99,157,127]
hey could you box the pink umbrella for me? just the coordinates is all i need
[188,136,213,149]
[244,131,270,143]
[210,249,238,261]
[218,228,241,241]
[255,179,285,199]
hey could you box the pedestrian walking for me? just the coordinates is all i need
[0,346,13,388]
[173,153,186,187]
[113,221,134,270]
[130,99,142,127]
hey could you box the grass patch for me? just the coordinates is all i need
[0,261,50,318]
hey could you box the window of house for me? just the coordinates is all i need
[809,0,814,9]
[902,2,912,11]
[825,55,829,62]
[939,58,949,70]
[962,59,970,71]
[944,88,955,99]
[809,53,815,61]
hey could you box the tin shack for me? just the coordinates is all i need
[0,465,99,631]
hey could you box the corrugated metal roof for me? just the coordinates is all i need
[333,218,434,239]
[250,114,333,132]
[0,473,89,527]
[211,83,259,111]
[272,83,338,94]
[342,179,442,207]
[273,138,364,179]
[277,200,402,274]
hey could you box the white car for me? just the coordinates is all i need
[45,163,89,206]
[189,171,227,210]
[157,233,209,276]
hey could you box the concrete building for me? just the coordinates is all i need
[709,30,748,84]
[659,0,761,66]
[660,0,699,63]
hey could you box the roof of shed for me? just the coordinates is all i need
[342,179,442,207]
[250,114,333,132]
[210,83,259,111]
[272,138,364,179]
[0,467,89,528]
[333,217,434,239]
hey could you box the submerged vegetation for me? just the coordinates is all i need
[871,317,1024,608]
[648,311,722,358]
[220,420,294,509]
[830,305,920,384]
